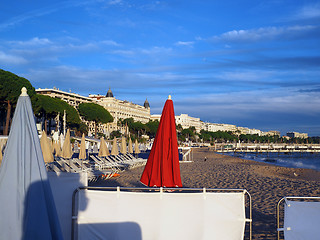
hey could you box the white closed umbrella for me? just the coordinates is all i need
[61,129,72,159]
[134,139,140,154]
[40,130,54,163]
[128,138,133,154]
[79,133,87,160]
[53,140,61,157]
[120,137,127,154]
[98,137,109,157]
[111,137,119,155]
[0,87,63,239]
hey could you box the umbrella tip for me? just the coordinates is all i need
[20,87,28,96]
[168,95,171,100]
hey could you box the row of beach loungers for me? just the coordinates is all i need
[46,154,147,182]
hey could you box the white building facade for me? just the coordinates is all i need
[88,89,150,124]
[287,132,308,139]
[175,114,201,133]
[202,122,237,133]
[36,88,149,136]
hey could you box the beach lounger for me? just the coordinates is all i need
[50,163,62,173]
[102,156,124,172]
[72,187,252,240]
[91,155,119,171]
[89,155,106,170]
[114,154,146,169]
[67,159,83,173]
[73,159,91,171]
[45,162,60,173]
[277,196,320,240]
[54,159,72,172]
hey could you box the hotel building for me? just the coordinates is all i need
[287,132,308,139]
[151,113,201,133]
[36,88,150,136]
[175,114,201,133]
[202,122,237,133]
[36,87,92,106]
[88,88,150,124]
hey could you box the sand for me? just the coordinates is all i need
[90,148,320,240]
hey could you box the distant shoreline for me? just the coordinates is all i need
[218,150,320,172]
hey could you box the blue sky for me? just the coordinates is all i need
[1,0,320,136]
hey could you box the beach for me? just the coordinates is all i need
[91,148,320,239]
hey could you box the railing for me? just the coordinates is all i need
[215,144,320,153]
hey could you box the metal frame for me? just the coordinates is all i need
[72,186,252,240]
[277,196,320,240]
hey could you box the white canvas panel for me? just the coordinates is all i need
[284,200,320,240]
[49,172,87,240]
[77,190,245,240]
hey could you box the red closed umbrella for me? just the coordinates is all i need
[140,96,182,187]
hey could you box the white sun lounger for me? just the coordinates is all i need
[277,196,320,240]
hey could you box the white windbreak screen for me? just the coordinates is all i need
[284,200,320,240]
[76,190,246,240]
[48,172,87,240]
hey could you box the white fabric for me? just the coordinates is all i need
[0,94,63,240]
[76,190,246,240]
[48,172,87,240]
[284,200,320,240]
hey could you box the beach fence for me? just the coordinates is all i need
[277,196,320,240]
[72,187,252,240]
[49,172,88,240]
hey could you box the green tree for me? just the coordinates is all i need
[77,122,88,136]
[121,118,134,127]
[58,99,81,128]
[121,117,148,138]
[199,130,212,142]
[179,127,195,142]
[110,130,121,139]
[132,121,146,136]
[78,102,113,137]
[0,69,36,135]
[176,124,183,132]
[33,95,60,133]
[145,120,159,138]
[33,95,82,132]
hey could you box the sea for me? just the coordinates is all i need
[219,151,320,171]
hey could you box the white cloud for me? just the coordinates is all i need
[108,0,122,5]
[9,37,53,47]
[293,3,320,20]
[0,2,86,31]
[140,46,172,55]
[100,40,121,46]
[1,37,123,66]
[175,41,194,47]
[112,50,135,56]
[0,51,27,64]
[217,70,273,81]
[212,25,317,43]
[112,46,172,58]
[176,87,320,124]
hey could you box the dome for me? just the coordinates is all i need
[144,98,150,108]
[106,88,114,97]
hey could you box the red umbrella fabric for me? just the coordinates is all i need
[140,96,182,187]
